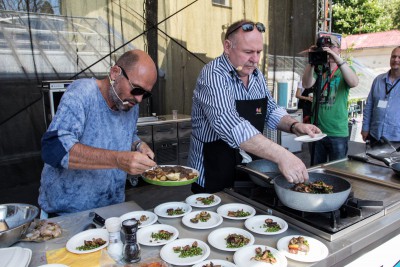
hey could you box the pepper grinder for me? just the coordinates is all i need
[121,219,141,263]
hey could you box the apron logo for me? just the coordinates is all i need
[255,107,262,115]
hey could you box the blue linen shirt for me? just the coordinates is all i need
[39,78,140,214]
[188,54,287,187]
[362,71,400,141]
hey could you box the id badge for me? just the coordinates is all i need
[378,100,388,108]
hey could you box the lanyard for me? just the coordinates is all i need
[322,66,339,92]
[385,78,400,96]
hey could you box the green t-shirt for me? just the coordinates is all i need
[311,66,354,137]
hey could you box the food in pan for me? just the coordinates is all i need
[167,207,185,216]
[291,180,334,194]
[143,166,198,182]
[173,241,203,258]
[76,237,107,251]
[227,209,251,217]
[190,211,211,223]
[251,246,277,263]
[225,233,250,248]
[262,218,281,232]
[151,229,174,241]
[196,195,215,205]
[23,220,62,241]
[288,236,310,254]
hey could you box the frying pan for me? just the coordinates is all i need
[366,152,400,176]
[236,159,280,187]
[274,173,352,212]
[236,164,352,212]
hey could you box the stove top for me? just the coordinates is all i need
[229,169,391,241]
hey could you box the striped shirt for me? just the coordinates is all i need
[188,54,288,187]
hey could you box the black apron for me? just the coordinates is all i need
[192,97,267,193]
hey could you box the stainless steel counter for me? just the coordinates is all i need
[138,114,191,126]
[15,174,400,266]
[155,191,400,267]
[15,201,144,266]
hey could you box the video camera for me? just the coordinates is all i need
[308,36,332,66]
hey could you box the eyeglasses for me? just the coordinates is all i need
[117,65,152,99]
[225,22,266,39]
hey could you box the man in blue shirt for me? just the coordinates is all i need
[188,20,321,193]
[39,49,157,215]
[362,46,400,145]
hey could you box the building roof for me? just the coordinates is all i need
[342,30,400,50]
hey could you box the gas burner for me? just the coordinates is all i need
[232,181,385,235]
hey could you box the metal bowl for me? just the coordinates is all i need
[0,203,39,248]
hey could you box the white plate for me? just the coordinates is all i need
[207,227,255,252]
[294,133,327,143]
[277,235,329,262]
[0,247,32,267]
[66,228,109,254]
[244,215,288,235]
[234,245,288,267]
[181,211,223,229]
[154,202,192,218]
[160,238,210,266]
[137,223,179,246]
[216,203,256,220]
[192,259,237,267]
[185,193,222,208]
[119,210,158,228]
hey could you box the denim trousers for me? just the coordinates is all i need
[313,136,348,165]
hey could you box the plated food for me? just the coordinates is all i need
[119,211,158,228]
[137,224,179,246]
[66,229,109,254]
[251,246,277,264]
[192,259,237,267]
[182,211,223,229]
[217,203,256,220]
[207,227,255,252]
[160,238,210,266]
[288,236,309,254]
[244,215,288,235]
[142,165,199,186]
[277,235,329,262]
[185,193,222,208]
[154,202,192,218]
[75,237,107,251]
[234,245,287,267]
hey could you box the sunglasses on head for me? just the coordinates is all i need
[225,22,266,39]
[117,65,152,99]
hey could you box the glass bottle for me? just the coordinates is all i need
[105,217,123,261]
[121,219,141,263]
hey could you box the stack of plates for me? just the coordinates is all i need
[0,247,32,267]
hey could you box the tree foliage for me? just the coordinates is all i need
[332,0,394,34]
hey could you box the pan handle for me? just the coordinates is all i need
[366,152,391,166]
[235,165,275,184]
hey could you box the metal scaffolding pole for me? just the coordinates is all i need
[316,0,332,34]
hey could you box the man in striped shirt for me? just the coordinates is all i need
[188,20,321,193]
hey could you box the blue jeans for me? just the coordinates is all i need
[313,136,348,165]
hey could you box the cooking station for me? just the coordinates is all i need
[13,156,400,267]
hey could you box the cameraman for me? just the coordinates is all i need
[302,35,358,165]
